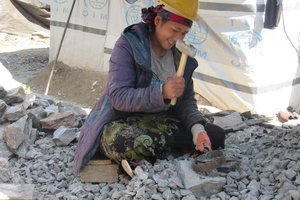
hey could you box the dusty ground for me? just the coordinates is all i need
[28,62,108,108]
[0,33,108,109]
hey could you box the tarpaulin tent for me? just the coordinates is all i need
[22,0,300,115]
[0,0,50,35]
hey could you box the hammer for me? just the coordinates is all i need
[170,40,197,105]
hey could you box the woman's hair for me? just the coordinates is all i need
[141,5,193,31]
[141,5,164,31]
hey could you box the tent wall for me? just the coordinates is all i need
[193,0,300,115]
[49,0,154,71]
[0,0,50,35]
[49,0,300,115]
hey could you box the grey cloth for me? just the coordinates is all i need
[150,45,176,83]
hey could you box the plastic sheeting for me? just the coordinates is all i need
[192,0,300,115]
[49,0,155,71]
[0,0,50,35]
[49,0,300,115]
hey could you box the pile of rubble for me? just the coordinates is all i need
[0,85,300,199]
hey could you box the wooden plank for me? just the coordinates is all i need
[80,162,119,183]
[0,184,34,200]
[88,159,112,165]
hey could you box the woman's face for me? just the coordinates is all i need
[154,16,190,50]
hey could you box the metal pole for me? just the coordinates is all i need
[45,0,77,95]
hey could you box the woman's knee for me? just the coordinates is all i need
[205,123,225,150]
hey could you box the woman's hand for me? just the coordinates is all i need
[162,75,185,99]
[196,132,212,152]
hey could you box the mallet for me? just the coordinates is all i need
[170,40,197,105]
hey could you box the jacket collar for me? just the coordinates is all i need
[122,23,152,70]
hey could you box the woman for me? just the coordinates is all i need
[73,0,225,175]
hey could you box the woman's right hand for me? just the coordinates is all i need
[162,75,185,99]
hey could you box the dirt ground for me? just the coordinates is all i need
[28,62,108,108]
[0,33,108,109]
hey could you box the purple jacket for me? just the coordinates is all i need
[73,22,207,175]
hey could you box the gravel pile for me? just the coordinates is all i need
[1,85,300,199]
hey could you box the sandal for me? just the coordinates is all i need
[121,159,133,178]
[276,110,298,123]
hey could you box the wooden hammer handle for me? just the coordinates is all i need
[170,53,188,106]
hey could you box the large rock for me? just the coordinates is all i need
[3,116,32,155]
[27,106,47,130]
[3,104,26,122]
[1,87,25,105]
[176,160,226,198]
[40,111,78,130]
[0,140,13,158]
[52,126,77,146]
[213,112,248,131]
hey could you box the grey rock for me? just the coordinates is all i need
[22,93,36,110]
[135,186,145,198]
[33,98,51,108]
[58,102,87,116]
[277,181,297,194]
[283,169,297,180]
[83,184,100,193]
[0,123,9,140]
[162,188,174,200]
[247,179,260,191]
[0,157,8,168]
[213,112,248,131]
[3,115,29,152]
[40,111,79,129]
[27,106,47,130]
[2,86,25,105]
[180,189,192,196]
[0,99,7,118]
[0,86,7,99]
[151,193,164,200]
[260,177,271,186]
[287,190,300,199]
[3,104,26,122]
[176,160,226,198]
[182,195,197,200]
[52,126,77,146]
[153,163,165,172]
[35,94,55,105]
[294,175,300,185]
[244,118,269,126]
[0,168,10,182]
[44,104,59,115]
[260,194,274,200]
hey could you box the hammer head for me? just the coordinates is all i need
[176,40,197,58]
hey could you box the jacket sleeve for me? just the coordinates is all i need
[107,36,166,112]
[173,66,207,131]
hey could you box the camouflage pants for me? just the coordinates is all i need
[99,113,186,164]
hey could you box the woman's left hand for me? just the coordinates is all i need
[196,132,212,152]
